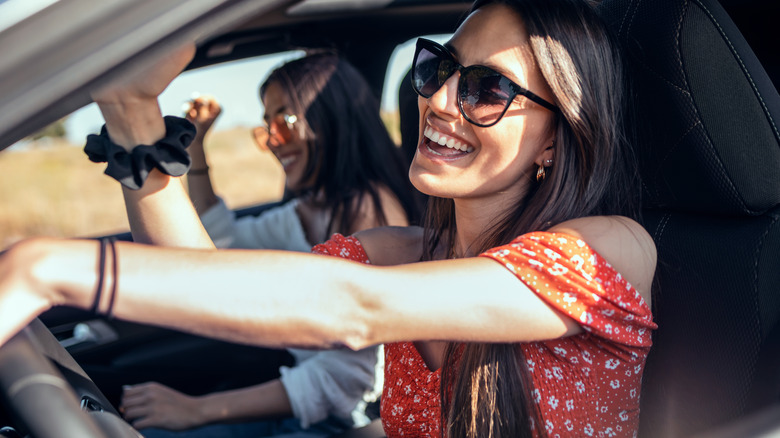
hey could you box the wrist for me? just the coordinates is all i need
[85,116,195,190]
[12,238,84,310]
[97,100,166,150]
[193,393,220,424]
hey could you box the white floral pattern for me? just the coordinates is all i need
[313,232,656,438]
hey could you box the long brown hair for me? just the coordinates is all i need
[425,0,641,436]
[261,53,422,237]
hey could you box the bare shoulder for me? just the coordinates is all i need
[349,185,409,234]
[549,216,657,303]
[353,226,424,266]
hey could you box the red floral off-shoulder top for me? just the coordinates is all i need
[313,232,656,438]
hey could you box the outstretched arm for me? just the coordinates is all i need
[91,44,214,248]
[0,215,656,351]
[119,380,292,431]
[0,237,551,350]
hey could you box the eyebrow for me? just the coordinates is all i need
[444,41,459,59]
[263,105,291,123]
[443,42,527,88]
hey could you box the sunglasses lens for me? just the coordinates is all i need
[460,68,514,126]
[413,45,454,98]
[265,114,295,147]
[412,39,540,127]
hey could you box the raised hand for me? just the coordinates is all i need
[92,44,197,105]
[186,95,222,140]
[89,43,197,149]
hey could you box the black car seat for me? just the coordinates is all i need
[398,67,419,166]
[597,0,780,436]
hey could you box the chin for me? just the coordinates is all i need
[410,172,460,199]
[409,168,435,197]
[285,174,304,192]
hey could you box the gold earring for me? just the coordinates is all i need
[536,165,546,181]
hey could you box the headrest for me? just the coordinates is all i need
[599,0,780,216]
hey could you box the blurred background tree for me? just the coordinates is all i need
[28,117,68,141]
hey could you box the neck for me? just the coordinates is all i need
[451,194,521,258]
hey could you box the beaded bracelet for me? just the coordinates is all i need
[84,116,196,190]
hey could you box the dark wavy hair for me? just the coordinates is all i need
[421,0,642,436]
[260,53,421,236]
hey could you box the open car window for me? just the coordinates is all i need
[0,34,453,249]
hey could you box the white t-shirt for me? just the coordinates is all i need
[199,198,382,428]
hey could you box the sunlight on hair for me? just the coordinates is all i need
[533,35,582,114]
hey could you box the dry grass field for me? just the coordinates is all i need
[0,111,401,250]
[0,128,285,249]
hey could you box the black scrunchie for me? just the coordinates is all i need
[84,116,196,190]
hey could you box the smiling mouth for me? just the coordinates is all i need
[423,127,474,155]
[277,154,298,170]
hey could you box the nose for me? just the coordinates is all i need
[266,122,289,149]
[425,72,460,121]
[266,130,283,148]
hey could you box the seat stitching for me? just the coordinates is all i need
[619,0,641,36]
[746,214,780,404]
[693,0,780,142]
[656,119,702,165]
[624,0,691,95]
[649,120,702,202]
[752,214,780,322]
[629,59,692,95]
[651,212,671,243]
[674,0,747,211]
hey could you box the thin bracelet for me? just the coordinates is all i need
[105,238,119,318]
[90,238,108,314]
[189,167,210,175]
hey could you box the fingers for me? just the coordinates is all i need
[0,241,58,348]
[119,382,198,431]
[119,382,164,426]
[120,383,150,416]
[252,126,270,151]
[185,95,222,133]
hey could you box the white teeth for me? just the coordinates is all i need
[423,127,473,154]
[280,156,295,167]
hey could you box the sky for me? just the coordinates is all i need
[64,39,426,144]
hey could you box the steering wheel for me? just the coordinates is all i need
[0,319,140,438]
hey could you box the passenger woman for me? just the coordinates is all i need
[122,53,419,437]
